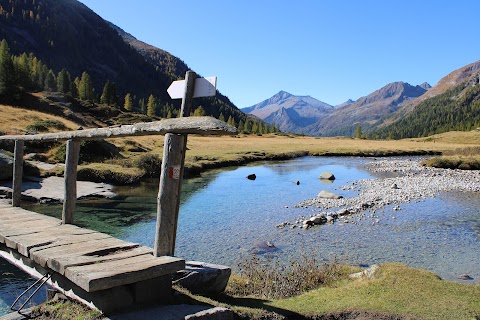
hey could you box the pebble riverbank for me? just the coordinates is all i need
[277,158,480,229]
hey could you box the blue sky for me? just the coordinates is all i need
[78,0,480,108]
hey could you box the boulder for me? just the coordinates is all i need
[173,261,231,294]
[0,151,13,180]
[317,190,343,199]
[246,174,256,180]
[309,215,326,225]
[319,171,335,180]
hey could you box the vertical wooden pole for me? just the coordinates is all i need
[154,71,196,257]
[62,139,80,224]
[12,140,24,207]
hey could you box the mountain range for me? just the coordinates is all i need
[244,82,430,136]
[244,59,480,137]
[242,91,333,133]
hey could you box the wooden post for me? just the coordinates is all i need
[154,71,196,257]
[12,140,24,207]
[62,139,80,224]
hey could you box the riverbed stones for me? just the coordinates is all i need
[319,171,335,180]
[0,151,13,180]
[317,190,343,199]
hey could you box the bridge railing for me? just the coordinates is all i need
[0,116,236,256]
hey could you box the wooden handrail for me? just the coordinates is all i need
[0,117,237,142]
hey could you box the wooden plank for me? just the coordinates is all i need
[49,246,152,275]
[0,224,97,243]
[5,227,111,257]
[0,117,236,142]
[65,255,185,292]
[62,139,80,224]
[12,140,24,207]
[30,237,136,267]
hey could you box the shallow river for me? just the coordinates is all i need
[1,156,479,315]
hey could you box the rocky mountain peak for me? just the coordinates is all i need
[419,82,432,90]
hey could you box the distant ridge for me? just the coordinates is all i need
[302,81,427,136]
[243,91,333,134]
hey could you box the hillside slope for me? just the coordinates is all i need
[0,0,245,123]
[109,23,246,123]
[372,74,480,139]
[303,82,427,136]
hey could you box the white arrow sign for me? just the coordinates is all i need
[167,76,217,99]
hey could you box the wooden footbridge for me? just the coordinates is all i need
[0,72,236,313]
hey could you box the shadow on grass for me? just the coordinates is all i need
[182,291,308,319]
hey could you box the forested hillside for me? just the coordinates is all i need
[0,0,255,130]
[372,76,480,139]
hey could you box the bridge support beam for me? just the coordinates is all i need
[12,140,24,207]
[62,139,80,224]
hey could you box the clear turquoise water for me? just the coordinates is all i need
[1,156,479,316]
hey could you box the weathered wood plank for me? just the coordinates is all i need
[31,236,131,267]
[62,139,80,224]
[0,117,237,142]
[5,227,95,256]
[65,255,185,292]
[0,224,97,244]
[12,140,24,207]
[49,246,152,275]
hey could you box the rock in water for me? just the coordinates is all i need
[457,274,473,280]
[319,171,335,180]
[0,151,13,180]
[246,174,256,180]
[318,190,343,199]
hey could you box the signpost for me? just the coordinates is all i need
[167,76,217,99]
[154,71,217,257]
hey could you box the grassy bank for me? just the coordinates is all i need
[35,130,477,184]
[103,131,479,181]
[174,263,480,320]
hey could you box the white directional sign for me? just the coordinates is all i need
[167,76,217,99]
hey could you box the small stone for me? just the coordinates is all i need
[318,190,343,199]
[457,274,473,280]
[246,174,256,180]
[319,172,336,180]
[392,183,399,189]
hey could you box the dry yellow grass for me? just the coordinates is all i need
[0,104,79,134]
[108,130,480,163]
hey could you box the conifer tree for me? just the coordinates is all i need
[44,69,56,91]
[147,94,156,116]
[14,52,30,89]
[244,120,252,133]
[193,106,206,116]
[0,39,16,96]
[78,71,93,101]
[124,93,133,111]
[57,68,71,94]
[355,125,362,139]
[252,121,258,134]
[238,120,244,132]
[270,122,276,134]
[218,113,225,122]
[227,115,235,127]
